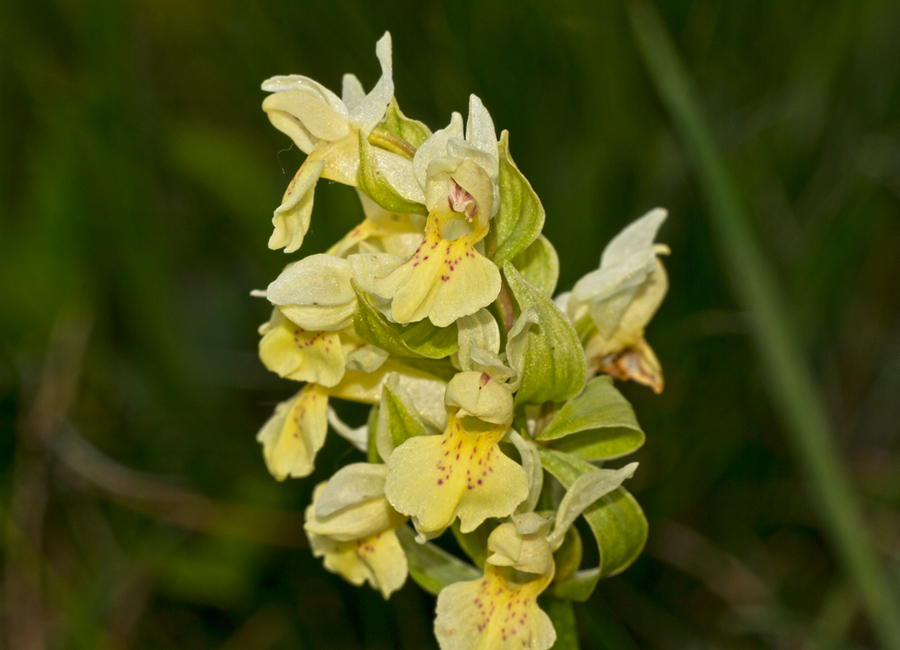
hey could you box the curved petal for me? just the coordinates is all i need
[308,522,408,599]
[256,384,329,480]
[263,89,350,143]
[269,160,324,253]
[350,32,394,134]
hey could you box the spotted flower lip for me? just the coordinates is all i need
[434,562,555,650]
[258,309,348,387]
[350,208,502,327]
[383,413,528,538]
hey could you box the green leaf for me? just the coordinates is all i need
[379,384,427,453]
[357,131,428,215]
[513,234,559,298]
[538,448,648,599]
[451,519,495,570]
[379,98,432,149]
[366,404,380,464]
[352,280,458,359]
[504,263,586,405]
[397,526,480,595]
[538,376,645,461]
[542,597,581,649]
[493,131,546,267]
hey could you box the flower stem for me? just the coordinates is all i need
[626,2,900,647]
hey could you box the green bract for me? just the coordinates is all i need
[251,31,670,650]
[492,131,545,267]
[538,376,645,460]
[504,263,587,405]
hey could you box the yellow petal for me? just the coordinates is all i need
[308,525,408,599]
[305,465,407,542]
[434,565,555,650]
[486,522,554,576]
[258,310,347,387]
[256,384,329,480]
[354,211,501,327]
[384,414,527,535]
[262,89,350,143]
[445,371,514,425]
[269,160,324,253]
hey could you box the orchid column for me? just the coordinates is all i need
[250,32,671,650]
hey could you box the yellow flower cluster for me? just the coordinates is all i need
[251,33,669,649]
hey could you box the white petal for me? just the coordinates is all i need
[413,112,463,191]
[326,407,369,452]
[263,89,350,142]
[267,254,356,331]
[457,309,501,371]
[350,32,394,134]
[547,462,638,550]
[508,431,543,514]
[315,462,390,516]
[341,73,366,111]
[601,208,667,268]
[465,94,499,165]
[345,345,390,373]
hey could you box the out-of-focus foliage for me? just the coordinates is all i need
[1,1,899,648]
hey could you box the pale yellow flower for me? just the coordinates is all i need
[305,463,408,598]
[256,383,329,480]
[384,413,527,538]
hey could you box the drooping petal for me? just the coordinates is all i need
[547,463,638,550]
[269,160,325,253]
[258,310,347,387]
[257,384,329,480]
[308,526,408,599]
[434,565,555,650]
[267,254,357,332]
[384,414,528,535]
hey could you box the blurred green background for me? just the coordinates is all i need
[2,0,899,648]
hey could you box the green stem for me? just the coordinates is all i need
[544,597,581,649]
[626,3,900,648]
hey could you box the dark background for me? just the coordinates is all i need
[2,1,899,648]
